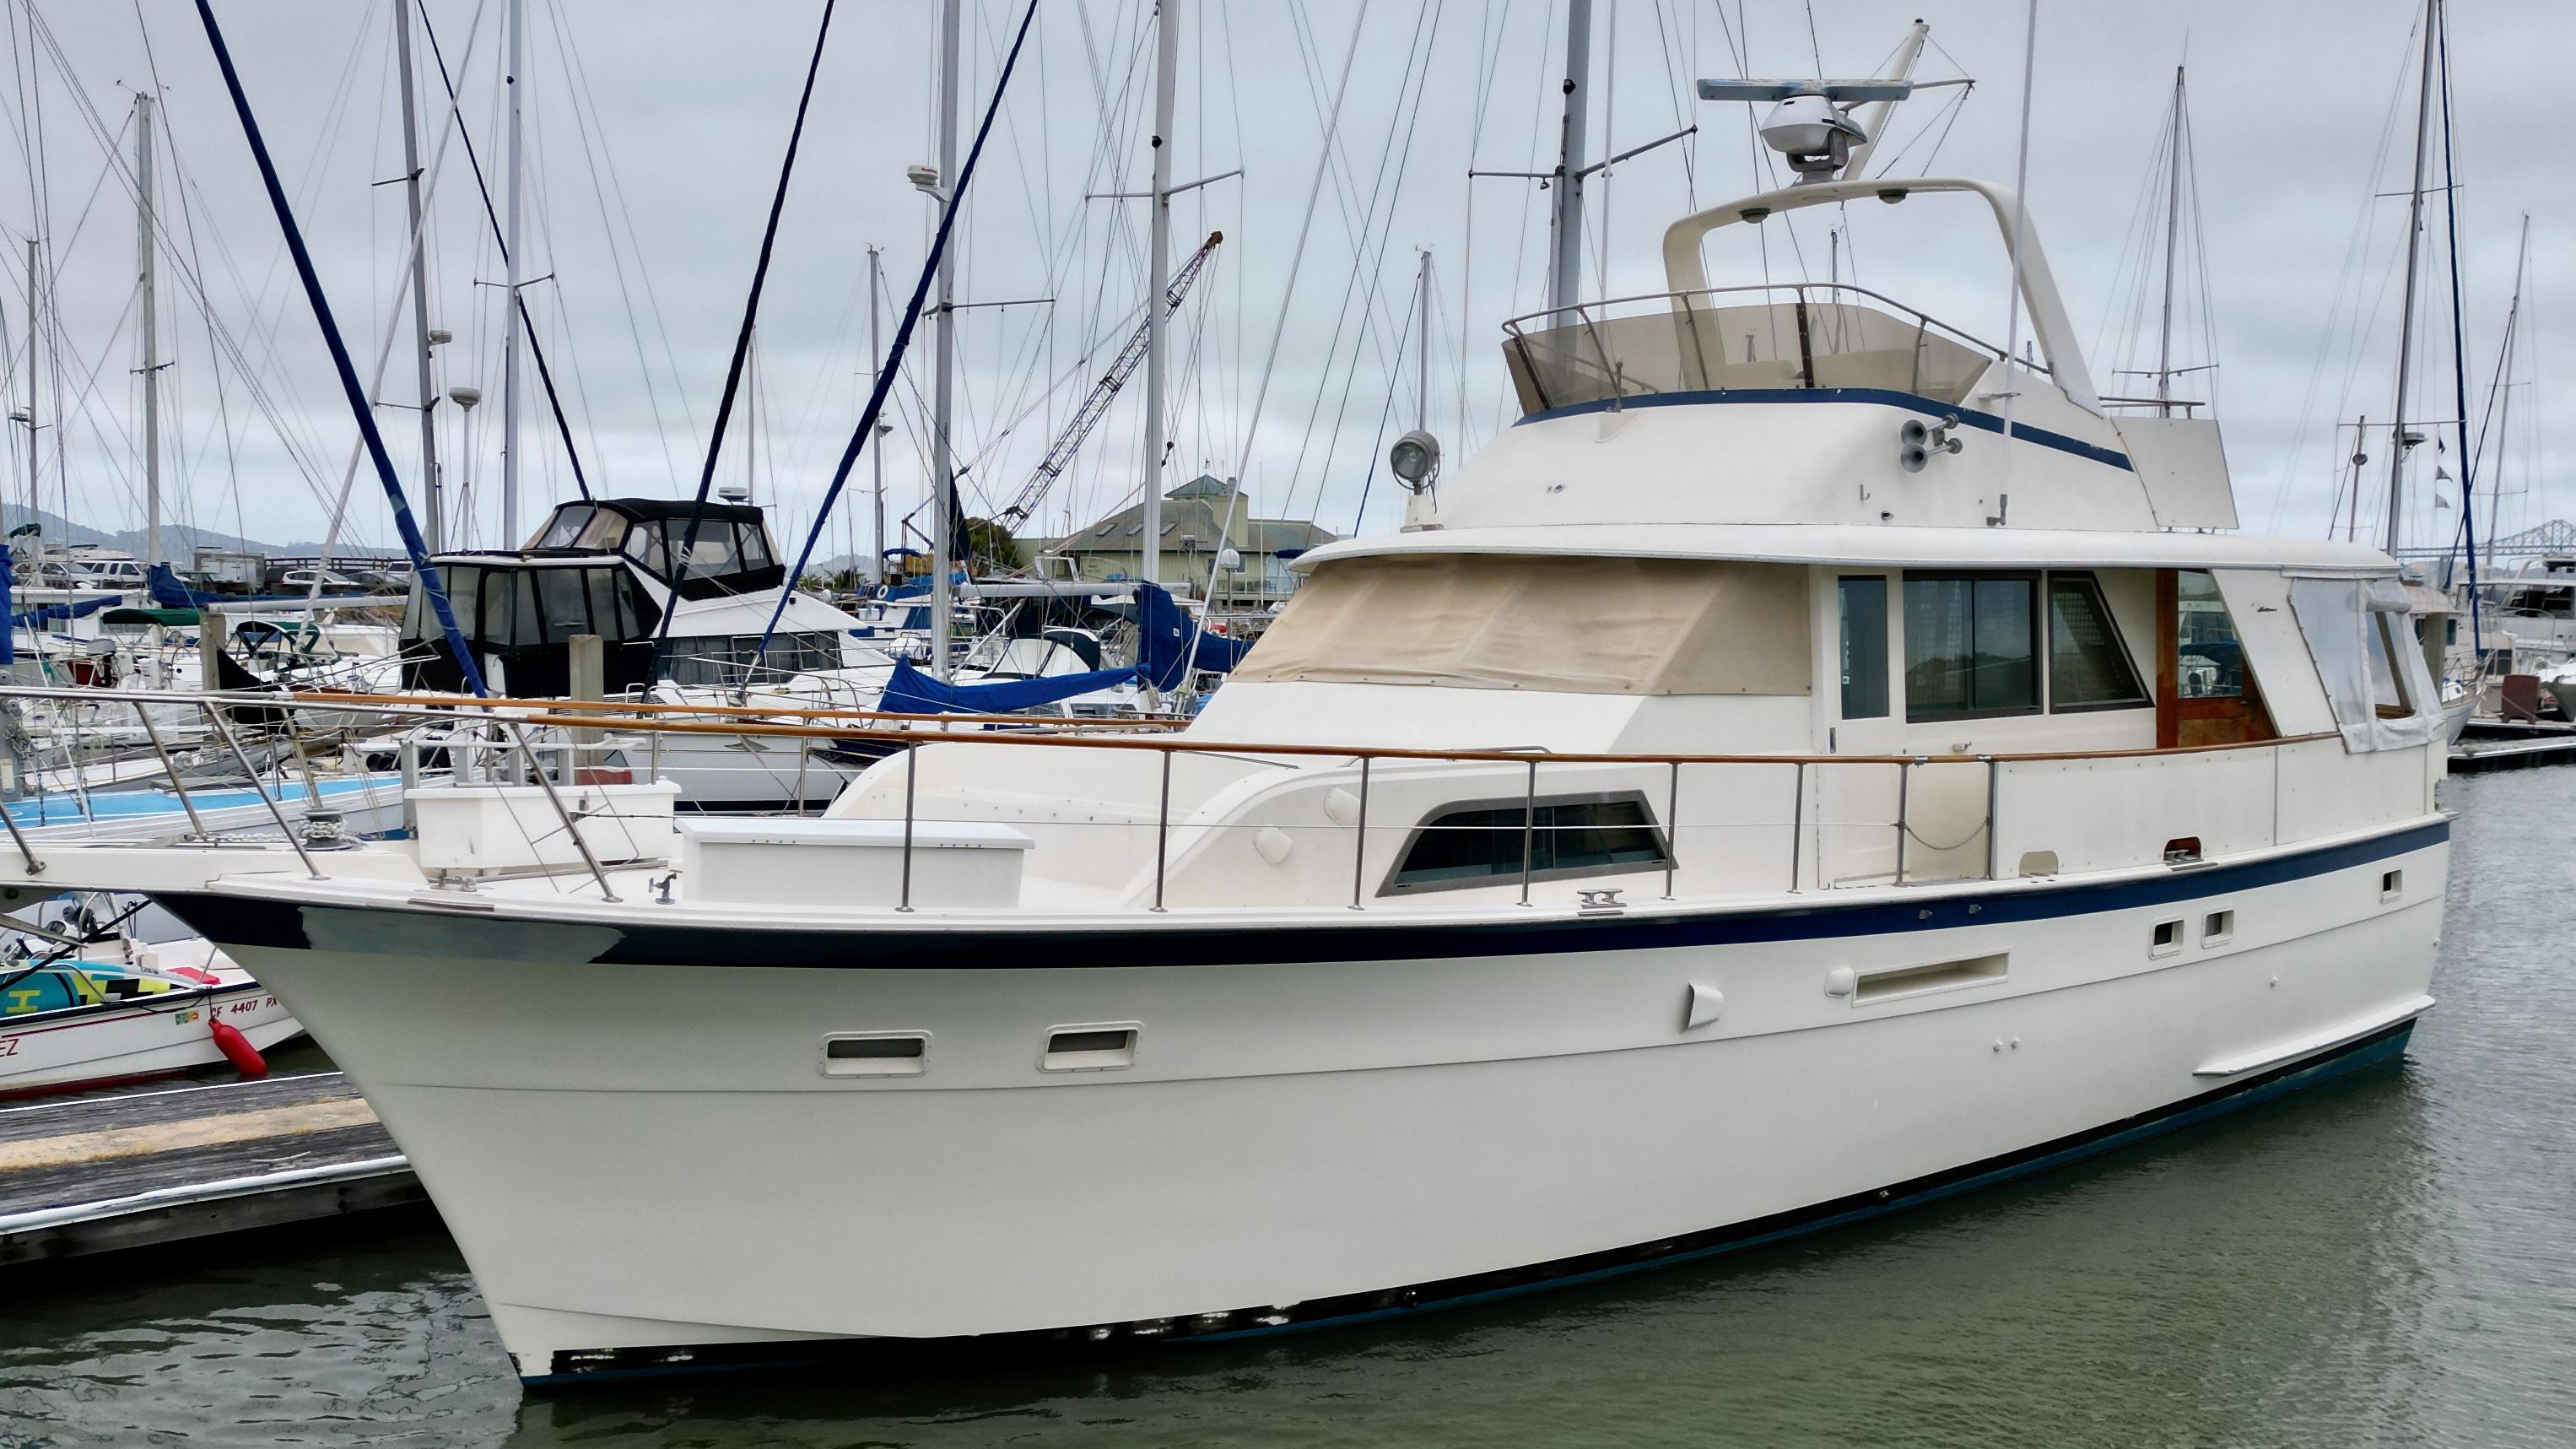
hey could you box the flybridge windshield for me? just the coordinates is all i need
[1503,291,1996,416]
[523,500,788,600]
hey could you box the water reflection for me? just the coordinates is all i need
[1,774,2570,1448]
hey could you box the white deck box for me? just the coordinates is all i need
[409,781,681,873]
[678,817,1033,909]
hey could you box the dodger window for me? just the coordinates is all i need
[1385,792,1671,895]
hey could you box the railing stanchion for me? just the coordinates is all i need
[1662,760,1680,900]
[897,738,918,912]
[1151,749,1173,912]
[1982,755,1999,880]
[1893,759,1914,885]
[399,736,422,838]
[205,701,324,880]
[0,713,42,873]
[1518,758,1537,906]
[1788,760,1805,895]
[1349,755,1371,910]
[132,703,209,841]
[505,722,619,900]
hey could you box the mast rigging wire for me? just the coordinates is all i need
[413,0,596,503]
[753,0,1044,669]
[646,0,838,679]
[189,0,484,696]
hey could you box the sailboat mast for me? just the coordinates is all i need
[929,0,961,679]
[393,0,443,553]
[1415,249,1430,432]
[23,240,35,539]
[1142,0,1178,594]
[500,0,526,547]
[1547,0,1594,315]
[867,244,885,585]
[2384,0,2438,556]
[2155,68,2184,414]
[135,91,161,569]
[2481,218,2529,563]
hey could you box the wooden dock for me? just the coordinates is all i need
[2452,721,2576,775]
[0,1072,420,1265]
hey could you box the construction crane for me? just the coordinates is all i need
[997,231,1223,529]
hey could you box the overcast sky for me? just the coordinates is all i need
[0,0,2561,566]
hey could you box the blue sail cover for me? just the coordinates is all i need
[0,546,13,665]
[12,593,118,628]
[878,657,1136,715]
[1136,581,1250,690]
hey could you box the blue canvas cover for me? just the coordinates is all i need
[878,657,1137,716]
[1135,581,1250,690]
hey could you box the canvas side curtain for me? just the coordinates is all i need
[1234,554,1812,695]
[2286,576,2434,753]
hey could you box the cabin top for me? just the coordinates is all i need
[446,497,788,602]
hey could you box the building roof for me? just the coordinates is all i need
[1044,485,1337,557]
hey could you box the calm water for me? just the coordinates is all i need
[3,771,2572,1448]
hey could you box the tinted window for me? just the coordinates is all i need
[1387,795,1668,894]
[1904,575,2039,720]
[505,570,543,646]
[537,569,592,641]
[2047,572,2147,709]
[1839,576,1889,719]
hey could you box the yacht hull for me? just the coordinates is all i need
[178,821,2446,1381]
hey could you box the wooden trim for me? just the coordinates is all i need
[0,687,2344,770]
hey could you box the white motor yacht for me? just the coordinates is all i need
[0,75,2449,1382]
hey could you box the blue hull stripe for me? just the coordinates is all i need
[1516,387,2137,472]
[154,819,2448,974]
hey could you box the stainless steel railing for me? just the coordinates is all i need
[0,684,2346,916]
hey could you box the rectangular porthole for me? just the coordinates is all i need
[1042,1024,1140,1073]
[1852,953,2008,1005]
[2203,910,2235,946]
[2150,918,2184,958]
[2380,869,2403,903]
[821,1032,927,1078]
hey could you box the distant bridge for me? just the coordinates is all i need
[2395,518,2576,563]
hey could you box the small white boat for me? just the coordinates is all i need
[2538,661,2576,725]
[0,904,302,1097]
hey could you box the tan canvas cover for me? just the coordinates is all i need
[1235,554,1812,695]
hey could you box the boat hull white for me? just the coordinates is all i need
[189,820,2445,1379]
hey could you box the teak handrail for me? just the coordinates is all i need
[0,685,2336,772]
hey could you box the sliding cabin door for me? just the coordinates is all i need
[1821,571,1906,886]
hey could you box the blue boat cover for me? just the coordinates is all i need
[13,594,119,628]
[878,657,1136,715]
[1136,581,1250,690]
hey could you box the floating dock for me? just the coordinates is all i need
[2451,721,2576,775]
[0,1072,419,1265]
